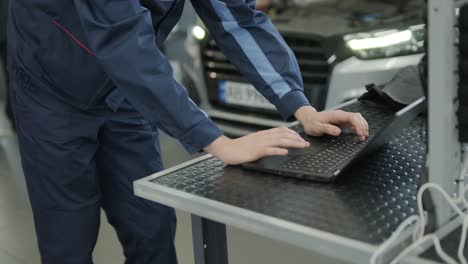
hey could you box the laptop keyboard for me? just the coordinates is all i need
[283,103,395,174]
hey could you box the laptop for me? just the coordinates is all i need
[242,97,426,182]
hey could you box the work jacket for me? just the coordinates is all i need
[0,0,8,42]
[7,0,310,152]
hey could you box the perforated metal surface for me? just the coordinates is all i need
[153,106,426,245]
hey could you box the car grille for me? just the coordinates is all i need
[201,33,331,116]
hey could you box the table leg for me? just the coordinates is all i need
[191,215,228,264]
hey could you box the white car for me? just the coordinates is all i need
[183,0,425,136]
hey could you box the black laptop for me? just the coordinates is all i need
[242,97,426,182]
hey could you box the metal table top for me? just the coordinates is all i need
[134,102,427,263]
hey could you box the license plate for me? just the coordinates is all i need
[218,81,276,110]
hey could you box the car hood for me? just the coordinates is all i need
[273,0,424,37]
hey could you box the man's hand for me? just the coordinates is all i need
[204,106,368,165]
[294,106,369,141]
[204,127,310,165]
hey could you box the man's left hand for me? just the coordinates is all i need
[294,106,369,141]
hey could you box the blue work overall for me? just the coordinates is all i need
[7,0,310,263]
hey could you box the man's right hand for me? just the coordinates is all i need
[204,127,310,165]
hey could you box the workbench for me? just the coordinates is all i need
[133,101,441,263]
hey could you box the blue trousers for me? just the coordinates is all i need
[9,64,177,264]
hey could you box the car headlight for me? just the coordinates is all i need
[192,25,206,40]
[344,24,425,60]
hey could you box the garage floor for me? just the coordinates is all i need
[0,66,347,264]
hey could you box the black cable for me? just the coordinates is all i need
[459,5,468,142]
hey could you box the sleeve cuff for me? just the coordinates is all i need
[275,90,311,121]
[178,117,223,154]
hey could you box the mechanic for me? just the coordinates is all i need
[7,1,369,263]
